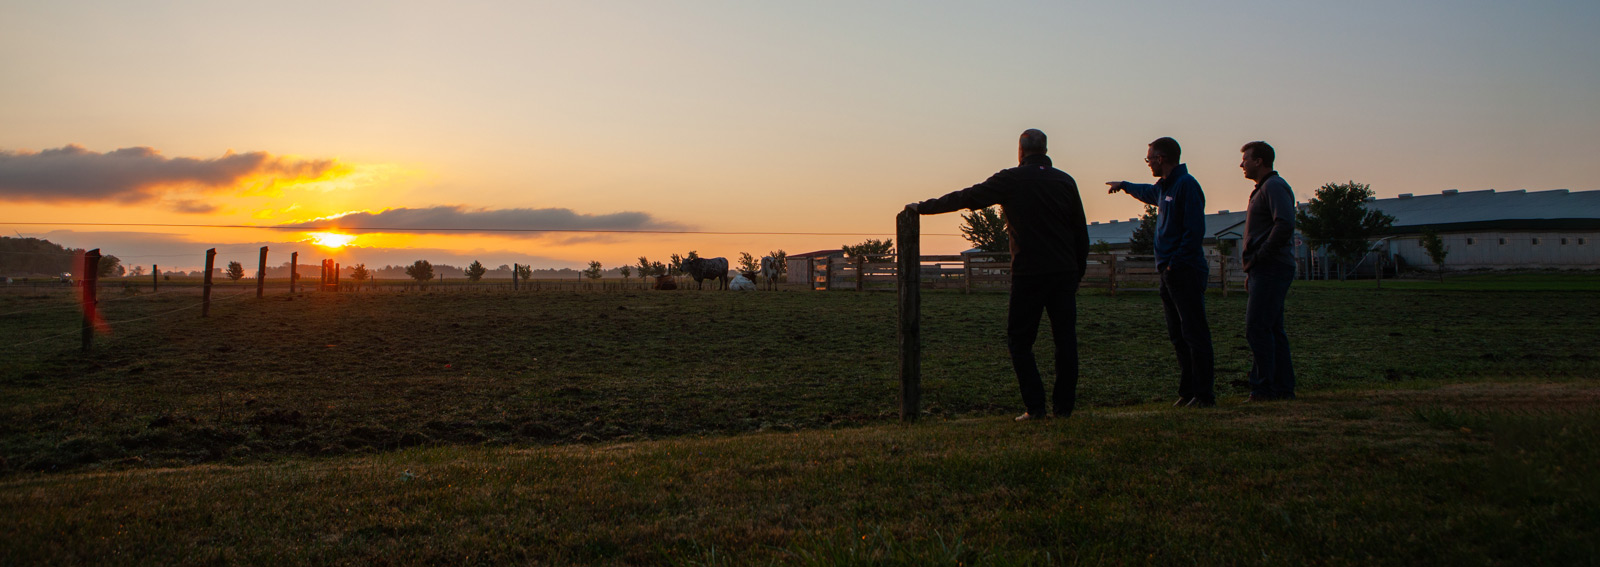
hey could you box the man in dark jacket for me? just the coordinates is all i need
[1239,141,1297,401]
[908,129,1089,420]
[1107,137,1216,408]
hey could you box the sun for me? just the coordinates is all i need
[308,232,356,248]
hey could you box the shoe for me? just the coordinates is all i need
[1173,397,1194,407]
[1188,399,1216,408]
[1015,412,1049,422]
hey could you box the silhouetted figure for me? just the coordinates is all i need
[1239,141,1297,401]
[1107,137,1216,408]
[909,129,1089,421]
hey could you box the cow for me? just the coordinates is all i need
[682,257,730,290]
[729,272,756,291]
[759,256,780,291]
[653,274,678,290]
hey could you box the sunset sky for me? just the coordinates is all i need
[3,1,1597,272]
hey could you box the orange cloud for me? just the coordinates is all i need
[0,144,350,211]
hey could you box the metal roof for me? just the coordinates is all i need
[1082,188,1600,244]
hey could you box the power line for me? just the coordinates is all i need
[2,221,962,237]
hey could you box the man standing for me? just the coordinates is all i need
[1106,137,1215,408]
[908,129,1089,421]
[1239,141,1296,401]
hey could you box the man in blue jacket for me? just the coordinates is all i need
[1106,137,1216,408]
[909,129,1089,421]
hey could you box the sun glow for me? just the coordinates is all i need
[308,232,356,248]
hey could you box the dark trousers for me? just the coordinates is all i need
[1007,273,1080,416]
[1158,264,1215,403]
[1245,263,1296,399]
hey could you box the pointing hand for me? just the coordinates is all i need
[1105,181,1125,194]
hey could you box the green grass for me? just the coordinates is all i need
[1,273,1597,564]
[2,276,1597,473]
[0,384,1594,565]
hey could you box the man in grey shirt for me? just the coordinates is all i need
[1239,141,1296,401]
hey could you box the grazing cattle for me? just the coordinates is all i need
[729,273,755,291]
[759,256,780,290]
[653,274,678,290]
[683,257,730,290]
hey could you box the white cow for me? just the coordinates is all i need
[759,256,780,291]
[729,273,756,291]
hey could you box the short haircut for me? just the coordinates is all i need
[1241,141,1275,169]
[1019,129,1048,155]
[1149,137,1180,162]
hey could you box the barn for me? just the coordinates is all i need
[1089,188,1600,275]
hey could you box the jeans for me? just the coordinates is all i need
[1158,264,1215,403]
[1007,273,1081,416]
[1245,262,1296,399]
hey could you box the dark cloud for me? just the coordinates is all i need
[0,144,344,208]
[168,199,221,214]
[282,206,690,234]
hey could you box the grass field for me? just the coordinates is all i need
[2,275,1597,564]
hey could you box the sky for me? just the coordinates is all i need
[3,1,1597,272]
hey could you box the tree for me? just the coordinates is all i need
[842,238,893,257]
[583,260,603,280]
[129,265,146,278]
[650,261,667,278]
[737,252,759,274]
[1091,240,1112,255]
[226,261,245,282]
[464,260,487,282]
[1128,205,1158,256]
[620,265,632,280]
[99,254,123,278]
[514,264,532,281]
[1420,227,1448,282]
[405,259,434,283]
[637,256,653,280]
[1296,181,1396,279]
[1215,238,1236,258]
[766,249,788,277]
[959,206,1009,254]
[350,263,370,284]
[668,254,685,276]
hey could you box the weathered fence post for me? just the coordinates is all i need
[512,263,519,291]
[202,248,216,317]
[81,249,100,351]
[152,264,159,291]
[290,252,298,293]
[896,206,921,422]
[256,246,268,298]
[855,255,865,292]
[1108,254,1119,295]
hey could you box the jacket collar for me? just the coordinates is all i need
[1019,154,1052,168]
[1253,171,1280,190]
[1159,163,1189,187]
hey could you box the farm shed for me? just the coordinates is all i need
[1090,188,1600,273]
[785,249,843,290]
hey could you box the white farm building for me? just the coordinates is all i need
[1086,188,1600,276]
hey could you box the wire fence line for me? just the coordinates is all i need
[1,290,250,351]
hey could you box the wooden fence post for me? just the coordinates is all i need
[256,246,268,298]
[290,252,298,293]
[1108,254,1119,295]
[152,264,159,291]
[896,206,921,422]
[81,249,100,351]
[202,248,216,317]
[855,255,865,292]
[513,263,519,291]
